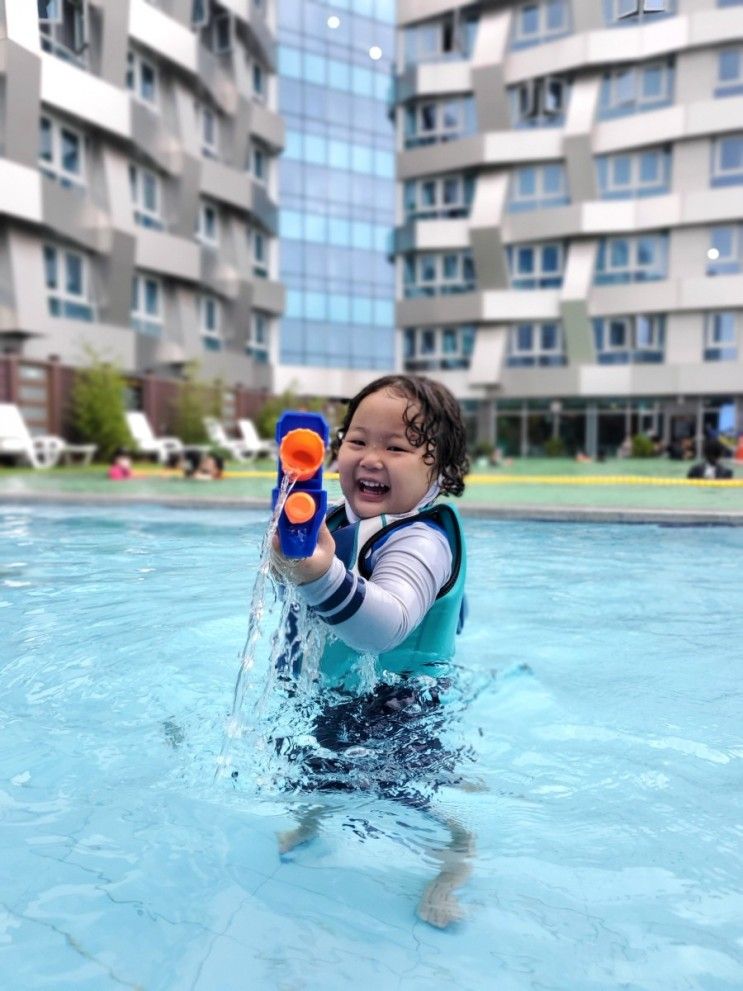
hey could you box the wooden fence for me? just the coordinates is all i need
[0,353,269,445]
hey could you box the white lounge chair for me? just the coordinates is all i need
[203,417,254,462]
[0,403,95,468]
[237,418,277,460]
[125,411,184,464]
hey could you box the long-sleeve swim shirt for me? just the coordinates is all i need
[295,519,452,655]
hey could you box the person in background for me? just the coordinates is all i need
[107,449,132,480]
[193,452,224,480]
[181,451,224,480]
[687,438,733,480]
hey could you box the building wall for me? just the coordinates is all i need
[0,0,284,397]
[275,0,396,392]
[393,0,743,453]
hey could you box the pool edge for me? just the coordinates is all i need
[2,491,743,525]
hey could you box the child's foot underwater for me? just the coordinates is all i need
[276,804,325,855]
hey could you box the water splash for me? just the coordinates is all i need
[214,473,295,781]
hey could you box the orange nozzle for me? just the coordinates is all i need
[284,491,316,525]
[279,428,325,481]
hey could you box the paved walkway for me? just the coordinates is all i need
[1,458,742,523]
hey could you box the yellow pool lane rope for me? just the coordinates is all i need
[215,469,743,488]
[465,474,743,488]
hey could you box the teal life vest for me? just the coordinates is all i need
[318,501,467,688]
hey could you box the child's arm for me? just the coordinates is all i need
[287,522,452,654]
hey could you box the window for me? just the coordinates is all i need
[716,48,743,98]
[197,199,219,246]
[509,76,569,127]
[43,243,94,320]
[38,115,85,188]
[403,251,476,297]
[511,0,570,49]
[603,0,674,25]
[595,233,668,284]
[126,50,158,106]
[708,225,743,275]
[596,146,671,199]
[38,0,88,66]
[129,163,163,230]
[403,325,476,371]
[404,173,476,220]
[199,294,221,349]
[508,242,564,289]
[197,2,232,54]
[593,314,665,363]
[704,312,737,360]
[404,97,477,148]
[252,63,265,102]
[712,134,743,187]
[250,143,268,183]
[191,0,209,28]
[198,102,219,158]
[247,311,270,362]
[250,227,268,277]
[404,9,479,65]
[131,273,163,337]
[598,60,674,119]
[508,163,568,212]
[507,322,566,367]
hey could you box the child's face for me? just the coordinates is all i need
[337,388,435,519]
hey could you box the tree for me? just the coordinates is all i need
[70,349,131,462]
[256,385,326,441]
[169,363,221,444]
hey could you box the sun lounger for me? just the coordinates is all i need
[125,411,184,464]
[0,403,96,468]
[237,418,277,460]
[203,417,254,462]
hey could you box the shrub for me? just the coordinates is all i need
[256,386,326,441]
[169,364,221,444]
[544,436,566,457]
[632,434,656,458]
[70,350,131,462]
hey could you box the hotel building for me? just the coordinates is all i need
[393,0,743,455]
[0,0,284,429]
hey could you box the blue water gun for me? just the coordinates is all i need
[272,411,329,558]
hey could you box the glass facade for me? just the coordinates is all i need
[277,0,396,369]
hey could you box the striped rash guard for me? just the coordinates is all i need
[295,487,452,655]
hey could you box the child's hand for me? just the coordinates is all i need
[270,521,336,585]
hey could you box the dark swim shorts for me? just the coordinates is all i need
[274,676,468,809]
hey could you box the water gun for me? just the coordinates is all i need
[272,411,329,558]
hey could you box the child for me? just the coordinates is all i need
[270,374,473,928]
[107,449,132,480]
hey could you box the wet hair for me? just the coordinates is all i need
[332,374,469,497]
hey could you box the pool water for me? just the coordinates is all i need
[1,504,742,991]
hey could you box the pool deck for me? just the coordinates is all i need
[2,457,743,524]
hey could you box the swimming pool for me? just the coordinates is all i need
[1,503,742,990]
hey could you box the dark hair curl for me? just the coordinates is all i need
[331,374,469,497]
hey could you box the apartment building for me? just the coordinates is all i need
[393,0,743,455]
[0,0,284,395]
[275,0,397,397]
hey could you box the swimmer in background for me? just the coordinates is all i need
[270,374,474,929]
[108,449,133,480]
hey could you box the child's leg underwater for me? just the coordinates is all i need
[416,812,476,929]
